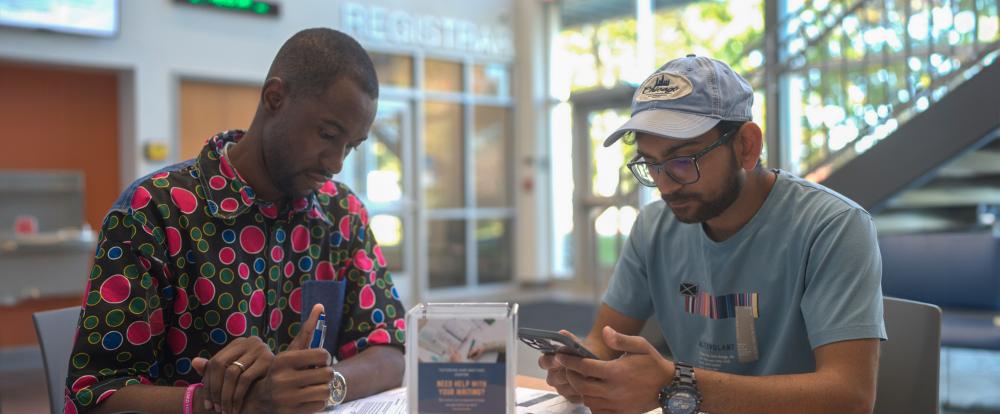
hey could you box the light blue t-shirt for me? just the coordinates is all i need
[604,170,886,376]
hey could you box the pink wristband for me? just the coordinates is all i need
[183,383,204,414]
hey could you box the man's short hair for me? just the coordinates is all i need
[267,28,379,101]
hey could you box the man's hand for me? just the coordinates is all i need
[240,304,336,414]
[557,327,673,414]
[537,330,585,404]
[193,335,274,414]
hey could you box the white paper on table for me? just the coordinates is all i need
[514,387,660,414]
[328,387,407,414]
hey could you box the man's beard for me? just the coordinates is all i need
[662,147,744,224]
[262,115,314,200]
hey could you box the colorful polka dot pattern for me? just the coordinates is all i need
[65,131,405,414]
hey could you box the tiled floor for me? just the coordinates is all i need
[3,301,999,413]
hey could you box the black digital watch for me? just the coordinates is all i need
[659,361,702,414]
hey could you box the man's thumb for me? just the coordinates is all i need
[602,326,649,354]
[288,304,325,351]
[192,357,208,376]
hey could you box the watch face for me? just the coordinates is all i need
[328,371,347,406]
[667,391,698,414]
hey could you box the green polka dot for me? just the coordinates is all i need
[267,290,276,305]
[348,269,360,281]
[156,379,167,386]
[129,297,146,314]
[139,243,155,256]
[179,215,189,229]
[309,245,321,259]
[123,215,134,227]
[300,274,312,283]
[255,214,264,223]
[241,283,252,295]
[278,344,288,353]
[251,326,259,337]
[179,273,189,288]
[203,223,216,236]
[206,310,220,326]
[164,364,175,377]
[255,276,264,290]
[107,216,119,229]
[385,273,393,284]
[384,288,393,298]
[100,368,115,377]
[135,211,147,224]
[150,295,160,309]
[201,263,215,278]
[219,293,233,310]
[208,151,218,160]
[359,322,370,332]
[188,295,198,310]
[376,279,386,289]
[194,317,204,330]
[220,268,234,284]
[343,318,353,331]
[190,227,202,241]
[346,291,357,304]
[96,248,105,259]
[176,256,185,268]
[153,178,169,187]
[84,315,99,329]
[88,332,101,344]
[288,322,301,337]
[153,228,165,244]
[116,352,131,362]
[282,281,292,293]
[198,349,211,359]
[340,250,349,262]
[157,204,170,219]
[358,276,366,286]
[198,239,209,252]
[134,361,150,372]
[269,266,280,281]
[278,297,287,310]
[123,264,137,279]
[196,185,205,199]
[76,389,93,405]
[86,291,101,307]
[311,226,324,238]
[141,273,152,289]
[107,310,125,327]
[387,305,396,318]
[395,330,405,343]
[239,300,248,313]
[343,304,350,314]
[90,265,102,280]
[224,217,236,226]
[267,338,276,350]
[318,194,330,205]
[72,353,90,369]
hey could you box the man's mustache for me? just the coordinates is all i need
[662,192,699,204]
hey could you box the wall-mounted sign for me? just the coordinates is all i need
[175,0,279,17]
[342,3,513,59]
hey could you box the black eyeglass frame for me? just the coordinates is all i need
[626,127,741,187]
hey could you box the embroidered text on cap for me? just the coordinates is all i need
[636,72,694,102]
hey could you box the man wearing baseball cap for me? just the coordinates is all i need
[538,55,885,414]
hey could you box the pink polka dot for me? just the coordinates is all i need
[359,285,375,309]
[194,278,215,304]
[227,313,247,336]
[72,375,98,392]
[241,190,252,206]
[174,380,189,387]
[291,225,310,253]
[354,250,374,273]
[238,263,250,279]
[240,227,265,254]
[65,397,78,414]
[289,288,302,313]
[308,207,323,219]
[131,186,151,210]
[270,246,283,262]
[167,327,187,354]
[319,181,339,196]
[284,262,294,277]
[367,329,390,345]
[170,188,198,214]
[347,195,361,214]
[209,176,227,190]
[394,319,406,330]
[127,321,151,345]
[97,390,116,404]
[82,279,92,308]
[221,198,239,212]
[339,216,351,239]
[178,312,192,329]
[219,247,235,265]
[269,308,282,331]
[373,245,386,267]
[173,288,188,314]
[260,205,277,218]
[292,198,308,211]
[139,257,151,270]
[166,227,182,257]
[150,309,165,335]
[219,157,236,180]
[316,262,335,281]
[249,290,264,316]
[163,265,171,280]
[339,342,358,360]
[153,172,169,179]
[101,275,130,304]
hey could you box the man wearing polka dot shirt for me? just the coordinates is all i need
[66,28,406,414]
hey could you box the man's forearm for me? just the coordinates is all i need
[88,383,215,414]
[695,368,874,414]
[335,344,405,401]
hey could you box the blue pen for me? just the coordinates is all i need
[308,313,326,368]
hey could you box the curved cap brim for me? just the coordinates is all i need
[604,109,721,147]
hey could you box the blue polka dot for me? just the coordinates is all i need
[275,229,286,243]
[357,338,368,349]
[243,187,255,198]
[372,309,384,324]
[163,286,175,300]
[186,251,195,263]
[149,362,159,377]
[176,358,191,375]
[210,328,227,344]
[298,257,313,272]
[108,246,123,260]
[391,287,400,300]
[190,169,200,178]
[359,230,364,242]
[254,258,265,274]
[330,233,342,246]
[103,331,123,350]
[207,200,218,214]
[222,229,236,243]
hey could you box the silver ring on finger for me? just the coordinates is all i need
[228,361,247,373]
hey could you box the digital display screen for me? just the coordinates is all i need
[0,0,119,38]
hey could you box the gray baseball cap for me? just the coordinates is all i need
[604,54,754,147]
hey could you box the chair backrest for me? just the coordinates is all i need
[33,306,82,414]
[874,297,942,414]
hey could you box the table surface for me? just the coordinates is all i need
[516,375,554,391]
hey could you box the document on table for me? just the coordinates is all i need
[328,387,407,414]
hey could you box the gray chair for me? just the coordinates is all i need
[874,297,942,414]
[33,306,82,414]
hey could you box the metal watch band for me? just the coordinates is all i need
[674,362,697,389]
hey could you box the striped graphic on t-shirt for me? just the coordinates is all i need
[684,292,759,320]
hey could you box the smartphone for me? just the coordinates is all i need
[517,328,603,360]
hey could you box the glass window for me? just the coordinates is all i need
[352,108,405,203]
[424,101,465,209]
[554,14,640,93]
[370,214,404,273]
[588,108,633,197]
[473,64,511,96]
[477,219,512,284]
[428,220,466,288]
[652,1,764,73]
[425,59,464,92]
[474,106,511,208]
[369,52,413,88]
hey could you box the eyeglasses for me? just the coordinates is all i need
[626,127,739,187]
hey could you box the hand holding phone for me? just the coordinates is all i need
[518,328,603,360]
